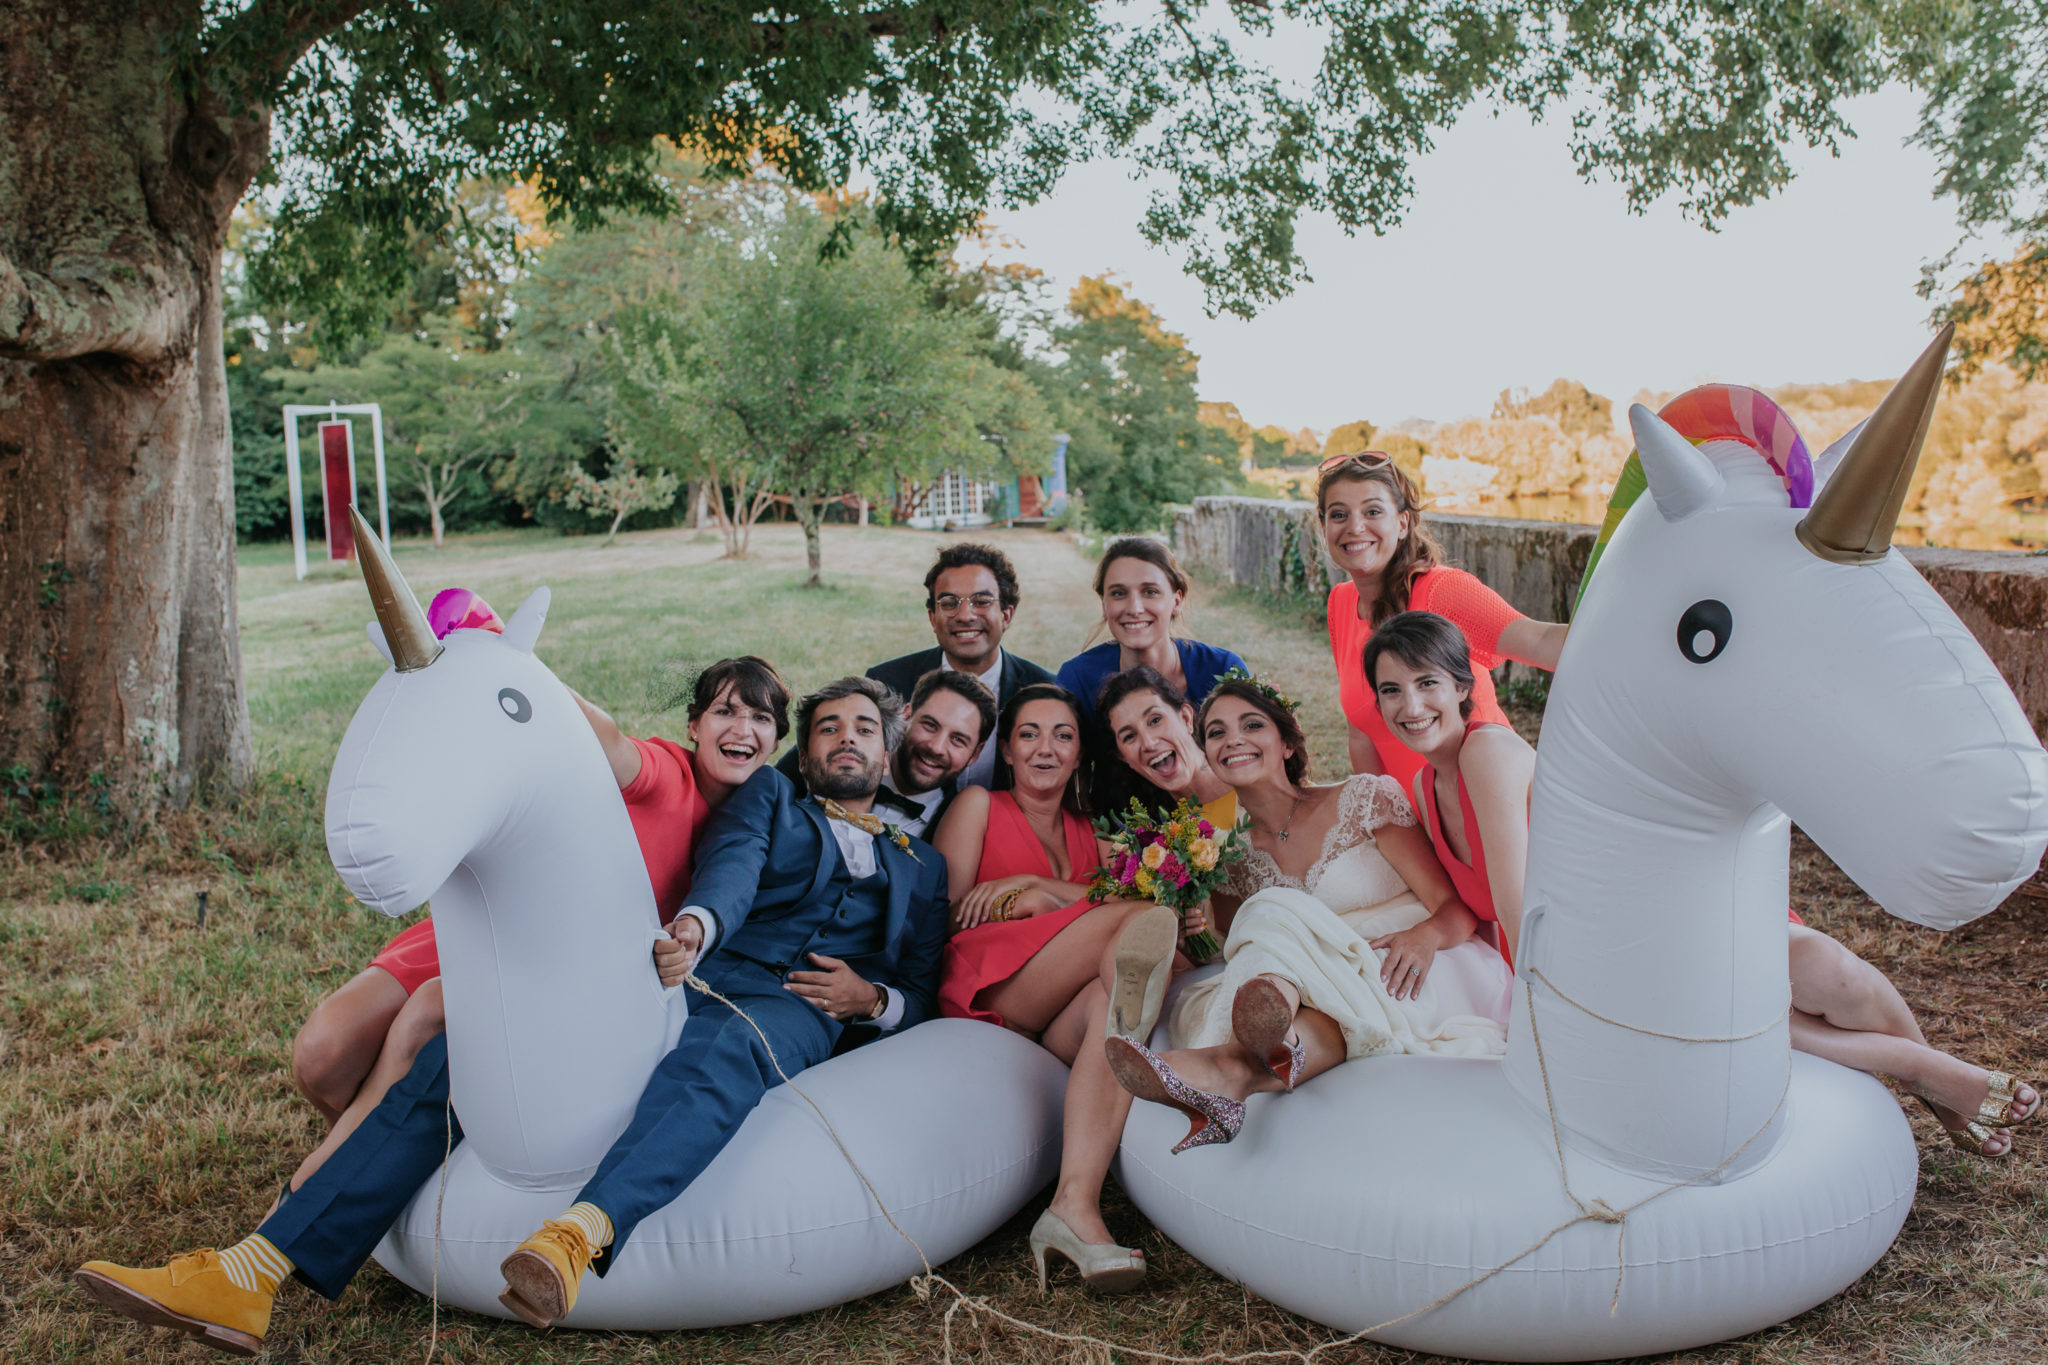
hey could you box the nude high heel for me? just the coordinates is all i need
[1027,1209,1146,1294]
[1107,905,1179,1043]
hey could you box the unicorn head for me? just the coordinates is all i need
[1509,329,2048,1181]
[326,509,678,1179]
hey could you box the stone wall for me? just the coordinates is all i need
[1174,494,2048,896]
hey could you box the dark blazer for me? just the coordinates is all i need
[687,766,950,1033]
[867,645,1055,790]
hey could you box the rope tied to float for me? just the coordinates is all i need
[417,967,1796,1364]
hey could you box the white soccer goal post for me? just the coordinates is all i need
[283,403,387,581]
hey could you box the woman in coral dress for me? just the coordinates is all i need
[933,682,1176,1294]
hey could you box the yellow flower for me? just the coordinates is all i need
[1166,820,1188,840]
[1134,868,1156,896]
[1141,843,1166,870]
[1190,838,1218,871]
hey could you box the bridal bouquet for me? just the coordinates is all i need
[1088,797,1248,965]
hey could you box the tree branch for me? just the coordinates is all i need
[211,0,378,90]
[0,246,199,364]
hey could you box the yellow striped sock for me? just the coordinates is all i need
[216,1234,292,1295]
[558,1202,614,1252]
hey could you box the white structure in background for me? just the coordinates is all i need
[284,402,388,580]
[904,471,1002,529]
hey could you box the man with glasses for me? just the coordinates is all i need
[868,543,1053,791]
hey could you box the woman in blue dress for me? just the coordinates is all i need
[1056,537,1246,729]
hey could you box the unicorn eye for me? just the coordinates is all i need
[498,688,532,723]
[1677,600,1732,664]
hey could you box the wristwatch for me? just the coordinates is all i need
[865,981,889,1022]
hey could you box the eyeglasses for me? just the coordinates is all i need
[932,592,1000,615]
[1317,451,1395,474]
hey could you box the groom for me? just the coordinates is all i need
[497,674,950,1325]
[73,676,946,1351]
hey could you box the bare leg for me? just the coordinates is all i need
[1788,926,2037,1143]
[286,981,445,1194]
[1141,1008,1348,1103]
[290,966,409,1121]
[979,900,1164,1035]
[1038,981,1133,1247]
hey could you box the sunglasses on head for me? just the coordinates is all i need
[1317,451,1395,474]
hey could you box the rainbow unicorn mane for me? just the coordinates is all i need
[1576,386,1814,609]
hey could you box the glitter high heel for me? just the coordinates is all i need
[1104,1037,1246,1154]
[1231,974,1306,1091]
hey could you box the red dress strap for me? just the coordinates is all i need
[1420,720,1510,967]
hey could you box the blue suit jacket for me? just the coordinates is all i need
[686,766,949,1032]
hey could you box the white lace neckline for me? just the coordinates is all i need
[1235,774,1410,897]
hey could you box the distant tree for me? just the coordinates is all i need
[1905,2,2048,379]
[1324,421,1380,460]
[638,209,1039,585]
[559,459,683,544]
[1494,380,1614,440]
[1051,276,1243,532]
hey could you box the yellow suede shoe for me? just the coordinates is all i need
[74,1250,271,1357]
[498,1219,598,1328]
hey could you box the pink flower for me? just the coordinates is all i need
[1197,819,1214,837]
[1156,852,1182,881]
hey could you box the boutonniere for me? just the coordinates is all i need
[881,821,921,863]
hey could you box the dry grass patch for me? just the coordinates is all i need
[3,523,2044,1363]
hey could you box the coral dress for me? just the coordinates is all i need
[939,792,1104,1028]
[1417,720,1514,969]
[1330,567,1521,793]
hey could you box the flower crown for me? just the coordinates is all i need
[1215,666,1298,715]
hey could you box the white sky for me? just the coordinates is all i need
[981,84,1986,433]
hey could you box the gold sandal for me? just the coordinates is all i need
[1919,1071,2039,1158]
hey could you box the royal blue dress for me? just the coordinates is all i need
[1055,637,1248,726]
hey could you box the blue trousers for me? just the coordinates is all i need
[255,964,837,1297]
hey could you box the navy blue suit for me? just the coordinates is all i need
[256,766,947,1297]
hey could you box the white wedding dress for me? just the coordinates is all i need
[1167,774,1512,1059]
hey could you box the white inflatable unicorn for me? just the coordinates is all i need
[1119,329,2048,1360]
[327,517,1069,1329]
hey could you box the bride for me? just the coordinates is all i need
[1106,674,1513,1151]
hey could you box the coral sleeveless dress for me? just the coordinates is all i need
[1418,721,1513,969]
[1330,567,1521,792]
[938,791,1103,1028]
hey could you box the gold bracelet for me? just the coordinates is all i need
[992,887,1024,922]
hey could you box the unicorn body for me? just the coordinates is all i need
[1121,333,2048,1359]
[324,529,1067,1329]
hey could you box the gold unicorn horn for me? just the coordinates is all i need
[351,505,443,672]
[1796,324,1953,564]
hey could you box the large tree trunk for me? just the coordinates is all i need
[0,4,270,810]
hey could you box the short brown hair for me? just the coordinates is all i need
[910,668,998,746]
[924,543,1021,612]
[1317,461,1444,625]
[1362,611,1476,722]
[689,656,791,741]
[796,676,907,752]
[1197,680,1310,784]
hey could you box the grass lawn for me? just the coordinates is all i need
[4,522,2045,1363]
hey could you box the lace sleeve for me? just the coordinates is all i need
[1339,772,1416,841]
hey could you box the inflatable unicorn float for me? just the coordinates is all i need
[1118,326,2048,1358]
[327,513,1070,1328]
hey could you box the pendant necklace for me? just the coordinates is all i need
[1271,793,1305,842]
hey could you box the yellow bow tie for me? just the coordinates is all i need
[818,798,917,860]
